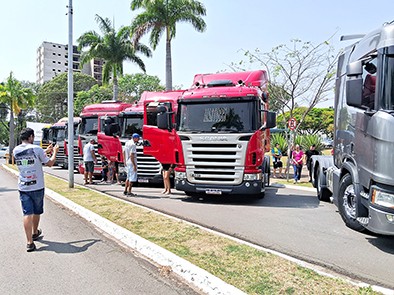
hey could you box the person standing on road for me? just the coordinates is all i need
[161,163,174,195]
[83,139,97,185]
[292,144,304,184]
[13,127,59,252]
[123,133,139,196]
[305,144,319,183]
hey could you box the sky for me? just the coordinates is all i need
[1,0,394,99]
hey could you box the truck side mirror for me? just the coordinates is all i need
[104,123,120,136]
[157,112,172,130]
[346,78,363,108]
[265,111,276,129]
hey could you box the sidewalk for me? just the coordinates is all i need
[0,165,200,295]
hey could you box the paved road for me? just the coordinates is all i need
[0,167,200,295]
[35,163,394,290]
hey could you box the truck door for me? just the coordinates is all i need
[143,102,178,164]
[97,116,123,162]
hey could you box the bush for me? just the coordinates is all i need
[270,133,288,155]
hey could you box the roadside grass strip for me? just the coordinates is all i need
[39,174,382,295]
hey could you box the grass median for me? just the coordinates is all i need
[6,164,380,294]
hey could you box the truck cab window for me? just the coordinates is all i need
[362,60,377,109]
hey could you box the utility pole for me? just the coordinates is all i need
[67,0,74,188]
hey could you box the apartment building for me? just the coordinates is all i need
[36,41,103,85]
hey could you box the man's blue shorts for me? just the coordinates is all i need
[19,189,45,216]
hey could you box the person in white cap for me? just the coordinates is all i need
[123,133,139,196]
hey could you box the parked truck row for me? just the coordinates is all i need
[38,20,394,237]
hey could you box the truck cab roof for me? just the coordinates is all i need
[80,101,132,117]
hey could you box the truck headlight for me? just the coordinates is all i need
[175,171,186,180]
[243,173,261,181]
[372,188,394,208]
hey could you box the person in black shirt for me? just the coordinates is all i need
[305,144,320,182]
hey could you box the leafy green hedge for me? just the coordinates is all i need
[270,133,325,155]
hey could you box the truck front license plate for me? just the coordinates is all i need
[138,178,149,183]
[206,189,222,195]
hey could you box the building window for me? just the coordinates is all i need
[52,61,56,63]
[65,63,68,66]
[52,53,56,55]
[65,55,68,58]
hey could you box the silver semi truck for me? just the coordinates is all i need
[311,21,394,235]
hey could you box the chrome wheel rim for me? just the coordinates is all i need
[343,184,356,219]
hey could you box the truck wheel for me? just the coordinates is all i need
[316,168,331,202]
[338,174,365,232]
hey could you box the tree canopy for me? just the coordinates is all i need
[118,73,165,102]
[78,14,152,100]
[277,107,334,138]
[0,72,35,154]
[130,0,207,90]
[35,72,97,123]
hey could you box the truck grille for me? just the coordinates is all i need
[182,135,248,185]
[121,140,161,179]
[136,145,162,178]
[55,146,66,166]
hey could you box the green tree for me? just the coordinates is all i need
[36,72,97,122]
[277,107,334,138]
[130,0,207,90]
[75,85,113,115]
[78,14,152,100]
[118,73,165,102]
[0,72,35,157]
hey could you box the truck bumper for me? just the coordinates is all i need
[366,206,394,235]
[118,172,164,184]
[175,179,263,195]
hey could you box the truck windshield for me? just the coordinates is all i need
[122,116,143,138]
[379,51,394,110]
[78,117,98,135]
[65,123,79,140]
[53,128,66,142]
[178,100,257,133]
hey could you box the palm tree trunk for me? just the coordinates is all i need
[113,76,118,101]
[112,65,119,101]
[165,28,173,91]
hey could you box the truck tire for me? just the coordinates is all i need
[338,174,365,232]
[316,167,331,202]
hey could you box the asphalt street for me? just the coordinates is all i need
[0,167,200,295]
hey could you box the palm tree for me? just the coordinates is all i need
[130,0,207,90]
[0,72,35,160]
[77,15,152,100]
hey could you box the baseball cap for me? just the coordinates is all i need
[132,133,140,139]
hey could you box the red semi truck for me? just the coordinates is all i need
[101,90,185,183]
[66,100,132,176]
[143,70,276,197]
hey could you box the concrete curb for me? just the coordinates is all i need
[3,164,245,295]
